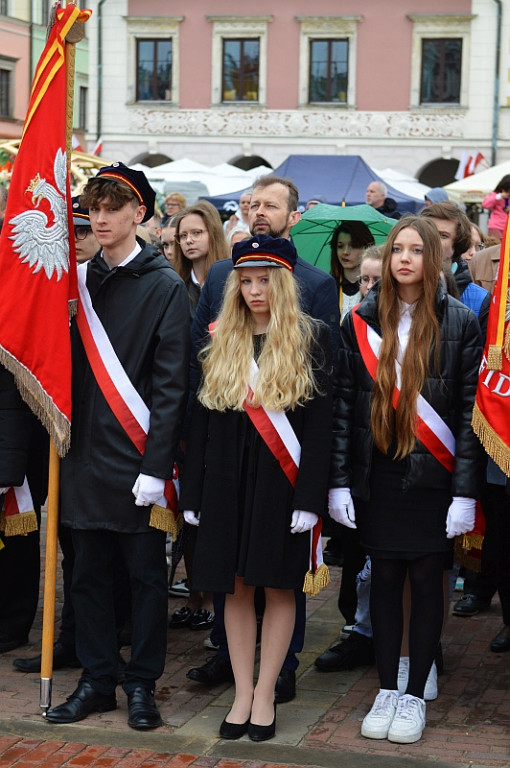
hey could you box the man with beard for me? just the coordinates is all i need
[185,175,339,702]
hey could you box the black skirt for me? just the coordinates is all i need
[355,448,451,559]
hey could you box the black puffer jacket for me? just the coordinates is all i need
[330,282,484,501]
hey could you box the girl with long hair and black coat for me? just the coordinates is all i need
[329,216,483,744]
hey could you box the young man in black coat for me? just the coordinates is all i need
[186,175,340,702]
[45,164,190,730]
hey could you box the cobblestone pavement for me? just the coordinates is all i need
[1,526,509,768]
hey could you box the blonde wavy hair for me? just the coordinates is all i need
[371,217,442,458]
[199,268,320,412]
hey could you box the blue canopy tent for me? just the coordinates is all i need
[201,154,423,214]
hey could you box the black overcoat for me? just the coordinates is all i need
[60,242,190,532]
[179,324,333,593]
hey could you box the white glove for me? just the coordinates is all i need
[183,510,200,526]
[446,496,476,538]
[132,473,166,506]
[328,488,357,529]
[0,487,9,495]
[290,510,318,534]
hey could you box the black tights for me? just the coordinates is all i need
[370,552,444,699]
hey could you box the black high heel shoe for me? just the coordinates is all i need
[219,716,250,739]
[248,704,276,742]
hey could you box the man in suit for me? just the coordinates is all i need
[186,175,340,702]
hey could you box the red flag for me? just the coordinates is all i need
[0,4,91,457]
[72,134,84,153]
[92,137,103,156]
[472,219,510,475]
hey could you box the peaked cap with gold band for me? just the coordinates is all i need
[71,195,91,227]
[232,234,297,271]
[94,162,156,223]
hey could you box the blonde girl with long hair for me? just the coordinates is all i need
[180,235,332,742]
[329,217,483,744]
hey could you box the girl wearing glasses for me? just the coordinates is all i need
[358,245,383,298]
[330,221,375,321]
[329,217,482,743]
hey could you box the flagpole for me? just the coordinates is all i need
[40,1,85,714]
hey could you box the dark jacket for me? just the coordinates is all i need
[376,198,401,220]
[330,283,484,501]
[60,242,190,532]
[0,366,48,507]
[180,323,333,593]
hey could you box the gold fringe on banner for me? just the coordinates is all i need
[69,298,78,318]
[472,404,510,477]
[487,344,503,371]
[0,347,70,457]
[303,563,330,597]
[0,509,38,536]
[149,505,183,537]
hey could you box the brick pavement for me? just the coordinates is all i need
[1,525,509,768]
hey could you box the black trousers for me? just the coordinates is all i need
[71,527,167,696]
[0,514,40,641]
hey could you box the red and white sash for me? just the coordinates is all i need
[352,308,455,473]
[243,357,328,596]
[76,264,179,521]
[0,477,37,537]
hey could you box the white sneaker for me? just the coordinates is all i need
[397,657,438,701]
[424,661,438,701]
[388,694,426,743]
[361,689,399,739]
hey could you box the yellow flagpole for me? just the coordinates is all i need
[40,1,84,714]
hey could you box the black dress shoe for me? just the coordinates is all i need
[248,705,276,742]
[45,681,116,724]
[13,642,80,673]
[186,655,234,685]
[315,631,375,671]
[127,687,163,730]
[491,625,510,653]
[219,716,249,739]
[0,635,28,654]
[168,606,192,628]
[453,594,491,617]
[190,608,215,631]
[274,668,295,703]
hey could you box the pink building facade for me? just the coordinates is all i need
[82,1,510,182]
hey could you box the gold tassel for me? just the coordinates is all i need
[460,533,484,550]
[487,344,503,371]
[0,539,4,551]
[1,510,38,537]
[472,406,510,477]
[149,505,183,537]
[69,298,78,318]
[302,563,331,597]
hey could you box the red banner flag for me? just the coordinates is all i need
[0,4,91,457]
[472,219,510,475]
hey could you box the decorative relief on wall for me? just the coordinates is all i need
[129,108,465,139]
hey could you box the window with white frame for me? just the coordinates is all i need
[408,14,474,108]
[296,16,361,108]
[0,58,15,118]
[208,16,272,106]
[126,16,182,105]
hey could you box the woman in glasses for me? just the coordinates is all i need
[329,221,375,321]
[172,200,229,318]
[358,245,383,298]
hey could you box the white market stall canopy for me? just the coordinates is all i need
[131,158,271,200]
[444,160,510,204]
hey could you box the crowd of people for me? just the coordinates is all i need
[0,166,509,747]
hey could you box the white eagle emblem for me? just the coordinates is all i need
[9,149,69,281]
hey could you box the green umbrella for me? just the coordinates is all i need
[291,203,397,273]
